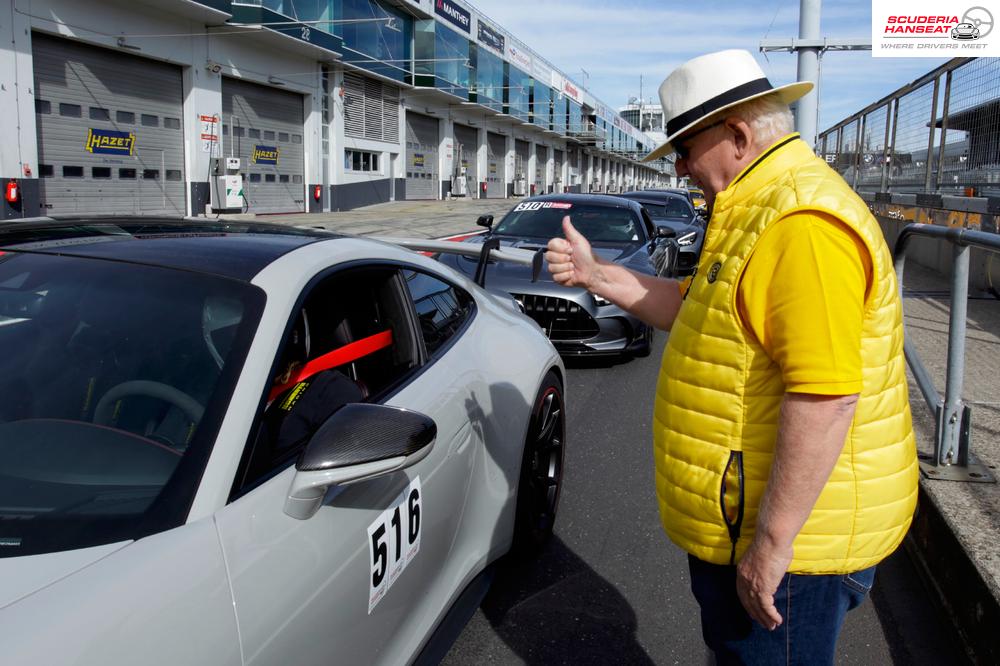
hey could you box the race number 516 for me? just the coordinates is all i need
[368,476,422,613]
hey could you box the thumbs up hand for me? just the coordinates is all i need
[546,216,599,290]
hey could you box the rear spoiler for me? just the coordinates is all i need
[380,237,544,288]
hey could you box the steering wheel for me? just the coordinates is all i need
[93,380,205,428]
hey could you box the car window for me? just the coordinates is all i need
[658,197,694,219]
[402,269,475,357]
[0,251,263,557]
[493,203,643,243]
[234,265,421,493]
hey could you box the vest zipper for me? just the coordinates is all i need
[719,451,745,565]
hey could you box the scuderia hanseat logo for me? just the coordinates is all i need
[873,2,996,56]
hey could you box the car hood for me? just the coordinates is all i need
[0,540,129,608]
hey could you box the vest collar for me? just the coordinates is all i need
[713,133,813,213]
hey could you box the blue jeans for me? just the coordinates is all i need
[688,554,876,665]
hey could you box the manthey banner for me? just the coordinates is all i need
[872,1,998,56]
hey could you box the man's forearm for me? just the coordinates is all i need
[755,392,859,549]
[589,261,683,331]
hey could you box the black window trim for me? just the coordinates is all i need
[227,258,478,501]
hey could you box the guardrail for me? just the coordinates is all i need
[895,223,998,482]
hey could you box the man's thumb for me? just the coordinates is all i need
[562,216,584,243]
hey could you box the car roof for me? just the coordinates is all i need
[0,217,341,281]
[522,192,643,211]
[618,190,690,202]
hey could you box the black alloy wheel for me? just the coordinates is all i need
[511,370,565,555]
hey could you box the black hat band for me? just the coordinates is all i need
[665,78,773,137]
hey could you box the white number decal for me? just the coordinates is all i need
[513,201,571,212]
[301,26,311,41]
[368,476,422,613]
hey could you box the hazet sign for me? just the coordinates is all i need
[252,145,279,165]
[85,129,135,156]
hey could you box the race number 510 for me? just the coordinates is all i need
[367,476,422,613]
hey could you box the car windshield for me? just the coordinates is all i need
[642,197,693,220]
[0,251,264,557]
[493,203,644,243]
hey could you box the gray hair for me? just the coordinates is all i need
[727,95,795,147]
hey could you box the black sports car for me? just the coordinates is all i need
[617,189,706,275]
[436,193,676,357]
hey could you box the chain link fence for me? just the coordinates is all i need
[818,58,1000,197]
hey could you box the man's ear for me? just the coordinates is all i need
[726,118,753,160]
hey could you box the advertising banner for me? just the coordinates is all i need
[477,20,505,54]
[872,1,998,56]
[435,0,471,33]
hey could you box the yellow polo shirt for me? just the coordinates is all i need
[737,212,873,395]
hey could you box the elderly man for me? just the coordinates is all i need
[546,50,917,663]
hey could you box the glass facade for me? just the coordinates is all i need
[568,100,583,135]
[414,21,470,96]
[506,65,531,122]
[552,96,567,136]
[337,0,411,82]
[473,46,503,112]
[231,2,654,161]
[532,82,551,130]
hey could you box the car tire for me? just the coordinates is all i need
[511,370,565,556]
[631,325,654,358]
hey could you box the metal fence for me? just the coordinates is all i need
[817,58,1000,196]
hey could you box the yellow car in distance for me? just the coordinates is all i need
[688,187,707,214]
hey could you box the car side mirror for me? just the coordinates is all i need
[655,226,677,239]
[284,403,436,520]
[477,214,494,229]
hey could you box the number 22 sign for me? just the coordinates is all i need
[367,476,422,613]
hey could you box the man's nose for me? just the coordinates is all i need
[674,155,689,178]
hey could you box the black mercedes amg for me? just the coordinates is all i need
[435,193,676,357]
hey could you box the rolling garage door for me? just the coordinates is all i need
[486,132,505,198]
[453,123,479,197]
[405,111,438,200]
[222,78,305,214]
[553,149,564,193]
[536,145,548,193]
[33,33,185,215]
[514,139,529,195]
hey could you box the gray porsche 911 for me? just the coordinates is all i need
[435,193,675,357]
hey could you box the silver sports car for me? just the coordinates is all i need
[436,193,675,357]
[0,217,565,665]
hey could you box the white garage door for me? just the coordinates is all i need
[405,111,439,200]
[223,78,305,214]
[33,33,185,216]
[486,132,505,198]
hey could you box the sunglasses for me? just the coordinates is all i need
[673,120,726,160]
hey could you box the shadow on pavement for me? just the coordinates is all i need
[479,536,656,665]
[561,354,638,370]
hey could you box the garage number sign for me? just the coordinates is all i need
[85,128,135,156]
[252,145,279,165]
[367,476,422,613]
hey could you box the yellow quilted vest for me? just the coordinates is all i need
[653,135,918,573]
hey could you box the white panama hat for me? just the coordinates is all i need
[642,49,813,162]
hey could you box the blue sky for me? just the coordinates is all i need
[476,0,949,132]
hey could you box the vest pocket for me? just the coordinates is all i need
[719,451,745,565]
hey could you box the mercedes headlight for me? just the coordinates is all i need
[677,231,697,246]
